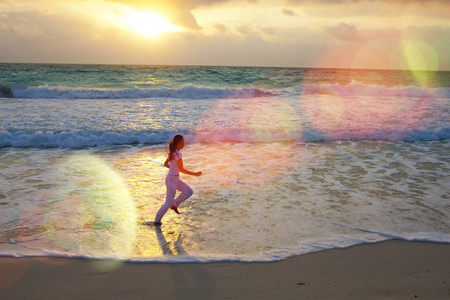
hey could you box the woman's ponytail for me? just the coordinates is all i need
[168,135,184,161]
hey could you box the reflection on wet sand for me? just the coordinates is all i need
[154,226,216,299]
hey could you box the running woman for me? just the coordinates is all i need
[147,135,202,225]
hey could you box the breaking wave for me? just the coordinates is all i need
[298,80,450,98]
[1,127,449,148]
[1,81,449,100]
[1,84,277,99]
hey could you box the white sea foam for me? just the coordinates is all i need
[0,141,449,262]
[2,233,449,262]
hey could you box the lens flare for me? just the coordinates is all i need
[303,86,433,141]
[401,39,439,86]
[18,153,138,268]
[192,97,302,143]
[188,96,306,189]
[0,258,29,290]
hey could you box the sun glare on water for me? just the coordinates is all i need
[122,10,181,38]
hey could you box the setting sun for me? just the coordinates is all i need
[121,10,181,38]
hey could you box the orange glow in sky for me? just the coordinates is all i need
[0,0,448,69]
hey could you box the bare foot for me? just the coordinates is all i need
[170,206,181,214]
[142,221,162,226]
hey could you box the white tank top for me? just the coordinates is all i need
[168,150,182,176]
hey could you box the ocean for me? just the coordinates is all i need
[0,63,449,263]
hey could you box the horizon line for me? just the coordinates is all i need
[0,61,448,73]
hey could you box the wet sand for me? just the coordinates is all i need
[1,240,449,299]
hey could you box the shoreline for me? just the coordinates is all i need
[1,240,449,299]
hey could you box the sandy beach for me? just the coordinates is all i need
[1,240,449,299]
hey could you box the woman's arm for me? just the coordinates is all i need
[178,158,202,176]
[164,158,170,169]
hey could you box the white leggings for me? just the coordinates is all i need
[154,175,193,223]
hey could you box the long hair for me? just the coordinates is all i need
[168,135,184,161]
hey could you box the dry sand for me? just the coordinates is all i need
[1,240,449,299]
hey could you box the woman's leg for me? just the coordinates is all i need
[172,179,193,208]
[154,175,178,223]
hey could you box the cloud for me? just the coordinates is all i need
[0,7,324,67]
[321,22,416,44]
[0,9,128,63]
[323,23,361,41]
[284,0,450,19]
[282,8,298,16]
[286,0,450,4]
[0,10,95,42]
[213,22,228,34]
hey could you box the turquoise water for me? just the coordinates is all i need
[2,63,449,91]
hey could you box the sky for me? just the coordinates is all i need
[1,0,449,70]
